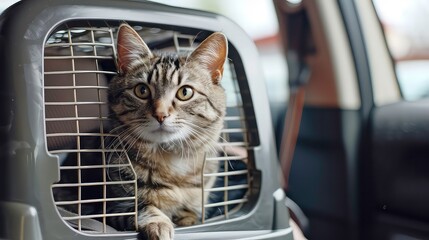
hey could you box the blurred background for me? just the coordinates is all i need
[2,0,429,120]
[373,0,429,101]
[3,0,429,121]
[149,0,429,103]
[147,0,429,125]
[2,0,429,239]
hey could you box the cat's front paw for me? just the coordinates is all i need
[138,221,174,240]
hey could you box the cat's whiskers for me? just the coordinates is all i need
[182,128,218,168]
[169,139,192,174]
[106,124,149,190]
[186,122,230,156]
[179,129,199,176]
[114,124,153,193]
[106,119,149,155]
[187,121,243,171]
[181,121,225,153]
[187,129,219,158]
[109,118,148,133]
[117,122,152,151]
[109,127,140,161]
[185,126,232,178]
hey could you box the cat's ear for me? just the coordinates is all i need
[116,24,153,74]
[188,32,228,85]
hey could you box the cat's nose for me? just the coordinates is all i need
[153,100,171,124]
[153,112,170,124]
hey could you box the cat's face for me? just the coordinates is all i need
[109,25,227,147]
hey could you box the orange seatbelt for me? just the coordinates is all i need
[273,0,311,190]
[279,85,306,190]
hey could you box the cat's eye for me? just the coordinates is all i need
[176,86,194,101]
[134,83,151,99]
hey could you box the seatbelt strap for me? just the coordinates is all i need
[273,0,311,191]
[279,82,306,190]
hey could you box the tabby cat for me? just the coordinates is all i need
[106,24,228,239]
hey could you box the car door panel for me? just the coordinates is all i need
[371,100,429,238]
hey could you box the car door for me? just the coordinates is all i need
[358,0,429,239]
[275,0,429,239]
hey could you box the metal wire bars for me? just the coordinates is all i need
[44,24,251,233]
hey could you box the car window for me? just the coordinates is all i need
[373,0,429,101]
[0,0,20,13]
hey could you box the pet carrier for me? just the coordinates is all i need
[0,0,292,239]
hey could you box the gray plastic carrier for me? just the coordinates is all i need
[0,0,292,239]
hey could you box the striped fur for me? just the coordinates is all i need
[106,24,228,239]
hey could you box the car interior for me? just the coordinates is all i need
[274,0,429,239]
[1,0,429,240]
